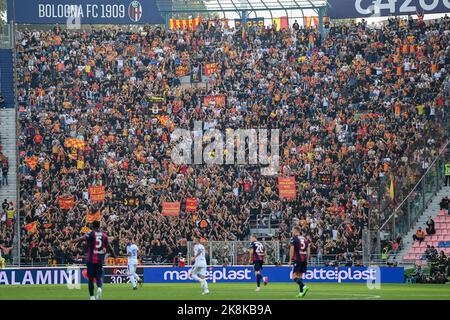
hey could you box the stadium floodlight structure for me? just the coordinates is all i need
[156,0,329,36]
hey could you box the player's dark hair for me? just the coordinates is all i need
[92,220,100,229]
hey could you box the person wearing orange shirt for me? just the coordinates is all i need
[413,227,426,243]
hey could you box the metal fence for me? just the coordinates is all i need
[185,240,376,266]
[377,140,450,248]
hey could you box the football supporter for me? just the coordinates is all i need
[15,16,449,263]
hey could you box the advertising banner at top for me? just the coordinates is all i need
[328,0,450,19]
[7,0,164,24]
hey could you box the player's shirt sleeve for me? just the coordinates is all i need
[84,232,93,243]
[289,237,296,246]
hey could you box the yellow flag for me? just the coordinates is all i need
[389,176,395,200]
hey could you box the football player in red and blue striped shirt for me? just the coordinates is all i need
[248,235,268,291]
[71,220,116,300]
[289,226,310,298]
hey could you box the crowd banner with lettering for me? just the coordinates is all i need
[149,96,165,116]
[7,0,164,24]
[58,196,75,209]
[88,185,105,202]
[327,0,450,19]
[203,95,226,108]
[162,202,181,216]
[169,17,202,30]
[123,196,140,207]
[278,177,297,199]
[234,18,264,28]
[185,198,198,212]
[203,63,219,77]
[175,65,190,78]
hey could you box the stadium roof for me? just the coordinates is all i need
[157,0,328,15]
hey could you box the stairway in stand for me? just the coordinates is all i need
[0,108,17,205]
[400,186,450,263]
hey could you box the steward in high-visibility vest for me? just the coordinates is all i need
[445,163,450,186]
[381,247,389,261]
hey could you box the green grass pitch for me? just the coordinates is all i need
[0,283,450,300]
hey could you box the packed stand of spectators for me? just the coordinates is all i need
[0,199,15,265]
[16,15,449,264]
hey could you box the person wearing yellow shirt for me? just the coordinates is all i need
[417,104,425,116]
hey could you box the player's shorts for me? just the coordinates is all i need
[128,263,138,276]
[292,261,308,275]
[86,262,104,280]
[191,264,207,277]
[253,260,264,272]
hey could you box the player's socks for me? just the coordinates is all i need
[263,276,268,286]
[96,278,103,289]
[256,274,262,288]
[88,279,94,297]
[96,288,102,300]
[201,279,208,291]
[130,274,137,288]
[296,278,305,293]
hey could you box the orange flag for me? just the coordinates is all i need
[86,210,102,224]
[59,196,75,209]
[24,221,38,234]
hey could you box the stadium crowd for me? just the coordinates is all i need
[14,15,449,264]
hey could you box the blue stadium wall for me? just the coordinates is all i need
[0,49,14,109]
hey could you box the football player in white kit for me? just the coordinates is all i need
[126,240,143,290]
[189,237,209,295]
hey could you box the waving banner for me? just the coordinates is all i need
[328,0,450,19]
[86,210,102,223]
[203,95,226,108]
[59,196,75,209]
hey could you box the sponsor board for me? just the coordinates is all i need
[0,268,85,285]
[7,0,164,24]
[104,267,144,284]
[0,266,404,285]
[328,0,450,19]
[144,266,405,283]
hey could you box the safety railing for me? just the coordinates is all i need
[377,140,450,246]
